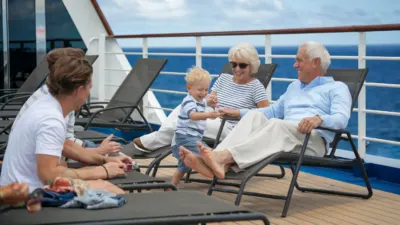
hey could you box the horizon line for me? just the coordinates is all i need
[119,43,400,48]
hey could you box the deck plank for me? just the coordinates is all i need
[135,156,400,225]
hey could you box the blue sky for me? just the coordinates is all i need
[98,0,400,47]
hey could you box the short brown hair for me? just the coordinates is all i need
[46,56,93,96]
[46,48,85,70]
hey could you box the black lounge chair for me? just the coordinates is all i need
[66,161,176,192]
[207,68,373,217]
[0,55,99,144]
[122,63,278,177]
[0,55,98,111]
[74,58,167,142]
[0,191,269,225]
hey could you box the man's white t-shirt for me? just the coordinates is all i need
[0,94,67,192]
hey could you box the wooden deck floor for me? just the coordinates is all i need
[136,156,400,225]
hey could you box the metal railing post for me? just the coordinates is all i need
[142,38,148,58]
[358,32,367,158]
[196,36,202,67]
[142,37,149,117]
[98,33,106,101]
[265,35,272,101]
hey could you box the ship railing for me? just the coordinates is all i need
[99,24,400,158]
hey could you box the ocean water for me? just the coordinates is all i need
[122,45,400,160]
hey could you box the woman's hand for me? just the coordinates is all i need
[219,108,241,118]
[207,111,221,120]
[206,94,218,108]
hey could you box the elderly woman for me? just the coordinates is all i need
[134,43,269,152]
[0,56,126,194]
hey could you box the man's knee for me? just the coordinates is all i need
[268,118,298,131]
[242,111,267,122]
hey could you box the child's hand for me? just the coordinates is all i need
[206,94,218,107]
[207,111,220,119]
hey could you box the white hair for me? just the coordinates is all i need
[228,43,260,74]
[300,41,331,74]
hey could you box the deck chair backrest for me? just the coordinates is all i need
[18,55,98,93]
[86,55,99,66]
[99,58,167,121]
[220,63,277,88]
[326,68,368,111]
[17,56,50,93]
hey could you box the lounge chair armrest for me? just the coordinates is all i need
[221,116,240,122]
[82,101,110,108]
[84,105,139,129]
[0,89,18,94]
[0,92,33,102]
[314,126,346,134]
[0,95,30,110]
[77,101,111,117]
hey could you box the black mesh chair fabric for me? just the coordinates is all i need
[0,191,269,225]
[97,58,167,122]
[326,68,368,110]
[16,57,50,93]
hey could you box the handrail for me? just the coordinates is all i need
[108,24,400,39]
[90,0,114,35]
[100,27,400,157]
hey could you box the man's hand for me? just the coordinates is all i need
[297,116,323,134]
[97,135,123,155]
[206,94,218,108]
[106,153,134,164]
[219,107,240,118]
[102,162,126,179]
[207,111,221,119]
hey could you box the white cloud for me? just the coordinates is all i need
[111,0,190,19]
[216,0,284,20]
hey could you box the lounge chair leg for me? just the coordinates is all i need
[145,149,173,177]
[282,134,310,217]
[235,181,247,206]
[290,164,304,192]
[184,169,192,183]
[347,131,373,198]
[293,132,373,199]
[151,162,160,177]
[207,176,218,195]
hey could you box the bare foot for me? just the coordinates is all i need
[197,142,226,179]
[179,146,214,178]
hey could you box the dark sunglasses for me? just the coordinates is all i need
[230,62,249,69]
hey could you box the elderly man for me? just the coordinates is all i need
[179,41,352,179]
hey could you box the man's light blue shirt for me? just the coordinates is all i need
[239,76,352,144]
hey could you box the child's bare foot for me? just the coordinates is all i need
[179,146,214,178]
[197,142,226,179]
